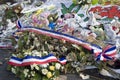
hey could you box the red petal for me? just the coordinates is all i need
[100,12,108,17]
[112,26,117,31]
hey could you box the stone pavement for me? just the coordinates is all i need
[0,49,20,80]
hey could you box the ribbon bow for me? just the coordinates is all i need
[92,45,117,61]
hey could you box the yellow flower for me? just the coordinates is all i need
[47,72,52,78]
[35,9,44,15]
[49,66,55,71]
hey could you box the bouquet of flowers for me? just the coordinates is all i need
[7,0,120,80]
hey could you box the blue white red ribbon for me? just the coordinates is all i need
[8,54,67,66]
[12,31,19,41]
[19,27,92,50]
[16,20,23,29]
[14,20,117,61]
[16,20,92,50]
[95,45,117,61]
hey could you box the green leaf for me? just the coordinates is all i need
[68,3,76,12]
[7,65,12,71]
[61,3,68,14]
[84,17,89,21]
[78,14,84,17]
[55,70,60,76]
[92,0,98,5]
[74,5,81,13]
[42,76,48,80]
[33,73,42,80]
[61,9,67,14]
[61,3,67,8]
[61,3,68,11]
[20,73,26,80]
[18,39,23,49]
[72,0,77,4]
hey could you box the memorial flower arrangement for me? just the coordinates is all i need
[7,30,95,80]
[7,31,66,80]
[1,0,120,80]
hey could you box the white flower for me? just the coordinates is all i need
[55,63,61,70]
[24,51,31,55]
[28,75,30,78]
[61,66,64,71]
[43,51,48,55]
[42,69,48,75]
[32,50,41,57]
[36,42,40,47]
[12,54,17,57]
[23,69,29,77]
[87,0,91,3]
[39,63,49,68]
[31,33,35,37]
[76,67,81,72]
[30,46,34,49]
[78,1,82,4]
[31,71,35,76]
[33,38,40,47]
[26,40,30,45]
[11,68,16,74]
[30,64,40,70]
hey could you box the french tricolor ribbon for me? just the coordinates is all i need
[16,20,23,29]
[18,26,92,50]
[12,31,19,41]
[8,54,67,66]
[15,20,93,50]
[95,45,117,61]
[14,20,117,61]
